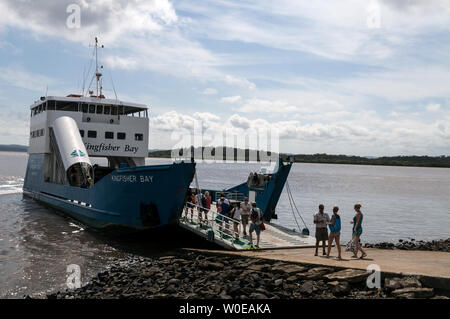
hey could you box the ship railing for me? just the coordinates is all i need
[182,202,243,246]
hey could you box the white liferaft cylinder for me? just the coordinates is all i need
[52,116,92,172]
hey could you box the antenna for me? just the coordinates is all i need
[109,69,118,100]
[45,85,48,97]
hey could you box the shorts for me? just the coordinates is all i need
[315,227,328,241]
[329,231,340,238]
[241,214,249,225]
[249,223,261,235]
[353,229,362,237]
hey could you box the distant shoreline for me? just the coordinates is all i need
[2,145,449,168]
[147,149,450,169]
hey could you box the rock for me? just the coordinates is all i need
[299,281,315,295]
[298,267,331,280]
[392,287,434,298]
[327,281,340,288]
[274,279,283,287]
[332,281,350,296]
[168,278,180,285]
[250,292,268,299]
[272,264,307,275]
[385,277,421,290]
[198,261,224,271]
[286,276,297,283]
[324,269,369,283]
[248,264,269,272]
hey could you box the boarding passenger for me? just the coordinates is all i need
[326,206,342,260]
[203,191,212,223]
[195,189,204,223]
[231,202,242,239]
[241,197,251,237]
[351,203,367,259]
[314,204,330,256]
[249,202,263,247]
[218,197,230,234]
[184,188,192,219]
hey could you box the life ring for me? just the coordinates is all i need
[110,119,114,124]
[86,117,91,122]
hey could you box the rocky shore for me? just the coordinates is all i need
[364,238,450,252]
[47,250,449,299]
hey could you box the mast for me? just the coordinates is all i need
[86,37,105,98]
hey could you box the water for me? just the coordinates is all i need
[1,151,449,298]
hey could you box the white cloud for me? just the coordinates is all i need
[202,88,217,95]
[236,98,298,113]
[221,95,242,103]
[224,75,256,90]
[148,108,450,156]
[426,103,440,112]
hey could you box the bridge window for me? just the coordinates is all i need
[96,105,103,114]
[89,104,96,114]
[104,105,111,115]
[81,104,88,113]
[47,100,56,110]
[79,130,84,137]
[105,131,114,139]
[111,106,117,115]
[56,101,78,112]
[135,133,143,141]
[87,130,97,138]
[117,132,126,140]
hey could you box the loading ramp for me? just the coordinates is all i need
[178,203,316,251]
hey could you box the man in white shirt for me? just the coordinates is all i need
[314,204,330,256]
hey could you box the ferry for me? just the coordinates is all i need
[22,38,196,230]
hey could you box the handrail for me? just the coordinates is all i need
[182,202,243,246]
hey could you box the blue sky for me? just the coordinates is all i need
[1,0,450,156]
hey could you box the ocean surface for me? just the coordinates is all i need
[1,151,449,298]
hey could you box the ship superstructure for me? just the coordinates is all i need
[23,38,195,230]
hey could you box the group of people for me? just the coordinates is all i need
[184,189,265,247]
[314,203,367,260]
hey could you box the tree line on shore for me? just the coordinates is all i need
[147,147,450,168]
[2,144,449,168]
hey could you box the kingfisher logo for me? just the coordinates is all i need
[70,149,86,158]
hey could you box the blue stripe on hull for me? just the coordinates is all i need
[23,154,195,230]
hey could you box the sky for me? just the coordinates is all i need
[1,0,450,156]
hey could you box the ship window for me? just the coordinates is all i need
[47,100,56,110]
[89,104,96,114]
[135,133,143,141]
[81,104,88,113]
[79,130,84,137]
[111,106,118,115]
[42,102,47,111]
[104,105,111,115]
[96,105,103,114]
[57,101,78,112]
[117,132,126,140]
[87,130,97,138]
[105,131,114,139]
[40,129,44,136]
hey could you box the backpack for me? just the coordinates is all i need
[201,195,207,207]
[250,208,260,223]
